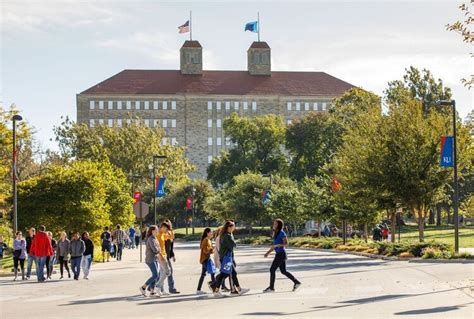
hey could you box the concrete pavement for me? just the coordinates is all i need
[0,242,473,318]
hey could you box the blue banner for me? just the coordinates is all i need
[156,176,166,197]
[440,136,454,167]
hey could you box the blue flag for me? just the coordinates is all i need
[156,176,167,197]
[245,21,259,33]
[440,136,454,167]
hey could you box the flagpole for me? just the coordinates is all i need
[257,12,260,42]
[190,11,192,41]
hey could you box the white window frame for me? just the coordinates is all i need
[171,101,176,110]
[89,101,95,110]
[144,119,150,127]
[287,102,292,111]
[216,102,221,110]
[322,102,327,111]
[162,101,168,110]
[117,119,122,127]
[117,101,122,110]
[99,101,104,110]
[252,101,257,111]
[107,119,113,127]
[144,101,149,110]
[162,119,168,128]
[171,137,177,146]
[305,102,309,111]
[225,137,231,146]
[162,137,168,145]
[287,119,292,125]
[153,101,159,110]
[171,119,176,128]
[234,101,239,111]
[135,101,140,110]
[296,102,301,111]
[208,155,213,164]
[216,137,222,146]
[98,119,104,125]
[126,101,131,110]
[216,119,222,128]
[208,119,212,128]
[207,101,213,111]
[154,120,160,127]
[243,102,248,110]
[313,102,318,111]
[89,119,95,127]
[108,101,113,110]
[225,101,230,111]
[208,137,213,146]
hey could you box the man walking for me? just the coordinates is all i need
[128,226,136,249]
[25,228,35,279]
[100,226,111,262]
[112,225,128,261]
[29,225,53,282]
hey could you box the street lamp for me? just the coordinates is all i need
[437,99,459,254]
[11,114,23,235]
[152,155,167,225]
[191,187,196,235]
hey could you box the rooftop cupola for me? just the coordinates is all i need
[180,40,202,75]
[247,41,271,76]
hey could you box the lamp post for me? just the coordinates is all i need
[191,187,196,235]
[152,155,167,225]
[437,99,459,254]
[11,114,23,235]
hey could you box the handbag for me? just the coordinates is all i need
[220,253,233,275]
[206,257,216,274]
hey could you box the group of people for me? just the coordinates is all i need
[140,218,301,298]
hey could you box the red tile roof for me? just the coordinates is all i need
[182,40,202,48]
[249,41,270,49]
[80,70,355,96]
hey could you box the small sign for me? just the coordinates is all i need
[440,136,454,167]
[186,197,192,210]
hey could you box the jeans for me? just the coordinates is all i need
[47,255,56,278]
[156,260,170,290]
[59,256,70,277]
[269,252,299,290]
[116,243,124,261]
[35,256,47,281]
[71,256,82,279]
[81,254,92,278]
[197,260,215,291]
[167,258,176,291]
[144,261,159,291]
[26,255,35,278]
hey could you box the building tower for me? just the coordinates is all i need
[247,41,271,76]
[180,40,203,75]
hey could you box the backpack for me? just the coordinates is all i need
[101,232,110,245]
[220,253,233,275]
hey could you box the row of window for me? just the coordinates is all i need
[89,100,177,111]
[89,118,177,128]
[208,119,222,128]
[207,101,258,112]
[287,102,328,112]
[208,137,232,147]
[162,137,178,146]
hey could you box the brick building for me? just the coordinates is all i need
[77,40,354,178]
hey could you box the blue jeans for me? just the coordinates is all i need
[35,256,47,281]
[144,261,159,291]
[167,258,176,291]
[26,255,36,278]
[71,256,82,279]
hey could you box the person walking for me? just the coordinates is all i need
[196,228,216,295]
[57,232,71,279]
[25,228,35,279]
[69,232,85,280]
[214,226,231,292]
[100,227,111,262]
[112,225,128,261]
[155,223,171,294]
[128,226,136,249]
[13,231,26,281]
[46,231,57,280]
[0,235,7,269]
[29,225,53,282]
[139,225,161,297]
[81,232,94,280]
[163,219,180,294]
[134,225,140,249]
[263,219,301,293]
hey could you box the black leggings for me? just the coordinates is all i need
[197,260,216,291]
[269,252,299,289]
[213,259,240,290]
[13,258,25,271]
[59,256,70,276]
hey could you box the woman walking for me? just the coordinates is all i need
[81,232,94,280]
[46,231,57,280]
[196,228,215,295]
[13,231,27,281]
[139,225,161,297]
[263,219,301,293]
[57,232,71,279]
[70,232,85,280]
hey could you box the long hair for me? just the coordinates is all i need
[201,227,212,242]
[146,225,158,238]
[273,219,284,239]
[221,220,235,235]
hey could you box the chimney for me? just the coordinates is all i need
[180,40,202,75]
[247,41,271,76]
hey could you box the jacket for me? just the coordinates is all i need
[219,232,236,258]
[29,231,53,257]
[145,236,161,264]
[13,239,27,259]
[70,239,85,257]
[200,238,213,264]
[57,239,70,258]
[83,239,94,256]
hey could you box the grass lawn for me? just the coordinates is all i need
[397,225,474,248]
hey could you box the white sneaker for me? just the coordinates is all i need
[238,288,250,295]
[139,286,147,297]
[196,290,207,295]
[161,291,170,296]
[213,291,224,298]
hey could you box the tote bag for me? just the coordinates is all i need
[220,253,233,275]
[206,257,216,274]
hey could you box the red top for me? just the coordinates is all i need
[30,231,53,257]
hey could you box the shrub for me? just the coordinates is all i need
[399,252,414,258]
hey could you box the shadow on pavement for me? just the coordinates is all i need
[393,303,473,315]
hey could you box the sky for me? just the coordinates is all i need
[1,0,473,150]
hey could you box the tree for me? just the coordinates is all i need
[286,112,343,181]
[208,114,287,186]
[446,1,473,89]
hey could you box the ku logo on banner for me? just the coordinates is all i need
[156,176,167,197]
[440,136,454,167]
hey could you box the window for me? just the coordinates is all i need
[208,155,213,164]
[126,101,131,110]
[243,102,248,110]
[108,119,113,127]
[234,102,239,111]
[225,101,230,111]
[117,119,122,127]
[225,137,231,146]
[117,101,122,110]
[305,102,309,111]
[216,102,221,110]
[296,102,301,111]
[287,102,292,111]
[208,137,213,146]
[252,101,257,111]
[144,119,150,127]
[171,137,177,146]
[162,137,168,145]
[171,119,176,128]
[98,119,104,125]
[89,119,95,127]
[287,119,292,125]
[162,119,168,128]
[313,102,318,111]
[187,52,201,64]
[322,102,327,111]
[154,120,160,127]
[208,119,213,128]
[216,137,222,146]
[216,119,222,128]
[89,101,95,110]
[171,101,176,110]
[99,101,104,109]
[108,101,113,110]
[207,101,213,111]
[144,101,149,110]
[153,101,159,110]
[126,119,131,125]
[135,101,140,110]
[162,101,168,110]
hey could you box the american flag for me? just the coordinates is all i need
[178,20,190,34]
